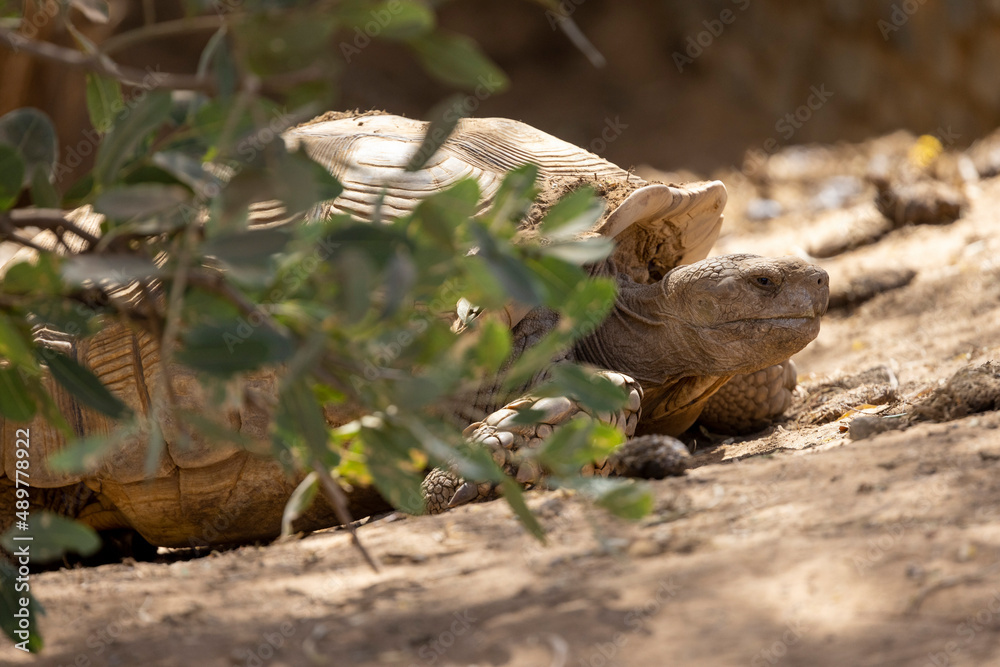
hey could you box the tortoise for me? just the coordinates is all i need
[0,112,829,549]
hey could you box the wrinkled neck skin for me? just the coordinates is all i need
[575,270,731,435]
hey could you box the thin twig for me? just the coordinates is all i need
[311,459,381,572]
[186,268,277,326]
[99,15,224,56]
[4,208,101,247]
[0,228,49,254]
[186,269,362,399]
[0,25,213,91]
[0,26,327,93]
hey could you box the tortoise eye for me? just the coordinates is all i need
[755,276,772,287]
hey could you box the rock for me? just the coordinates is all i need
[910,362,1000,422]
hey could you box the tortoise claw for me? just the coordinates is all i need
[448,481,480,508]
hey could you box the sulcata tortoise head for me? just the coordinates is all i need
[0,112,828,548]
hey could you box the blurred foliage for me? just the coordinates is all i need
[0,0,650,651]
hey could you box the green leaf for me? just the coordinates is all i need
[236,10,336,78]
[1,511,101,563]
[322,222,410,269]
[203,228,293,267]
[47,426,137,474]
[540,237,615,265]
[410,178,479,251]
[343,1,435,40]
[477,254,542,305]
[219,149,344,227]
[62,172,94,206]
[281,471,319,537]
[333,250,375,324]
[21,374,72,436]
[547,364,627,414]
[197,28,237,101]
[380,249,416,319]
[479,163,538,233]
[0,143,25,210]
[500,477,545,541]
[62,254,161,287]
[0,314,38,372]
[41,348,132,420]
[30,165,59,208]
[406,93,468,171]
[396,414,500,482]
[176,409,253,449]
[0,366,36,421]
[176,320,294,377]
[538,187,604,240]
[1,255,61,295]
[94,183,190,220]
[277,379,330,459]
[0,108,58,186]
[30,300,98,338]
[283,149,345,215]
[473,318,511,374]
[558,275,617,329]
[471,223,545,305]
[84,73,124,134]
[93,90,172,187]
[536,416,599,475]
[152,150,220,198]
[361,424,426,515]
[409,30,509,92]
[0,561,44,652]
[591,478,654,520]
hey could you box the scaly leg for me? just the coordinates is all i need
[697,360,798,435]
[423,371,643,513]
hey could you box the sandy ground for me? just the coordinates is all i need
[6,137,1000,667]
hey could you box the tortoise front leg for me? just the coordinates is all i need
[422,371,643,513]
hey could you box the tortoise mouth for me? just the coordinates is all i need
[726,315,820,328]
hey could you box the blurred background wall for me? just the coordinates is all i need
[3,0,999,180]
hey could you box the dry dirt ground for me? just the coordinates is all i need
[7,134,1000,667]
